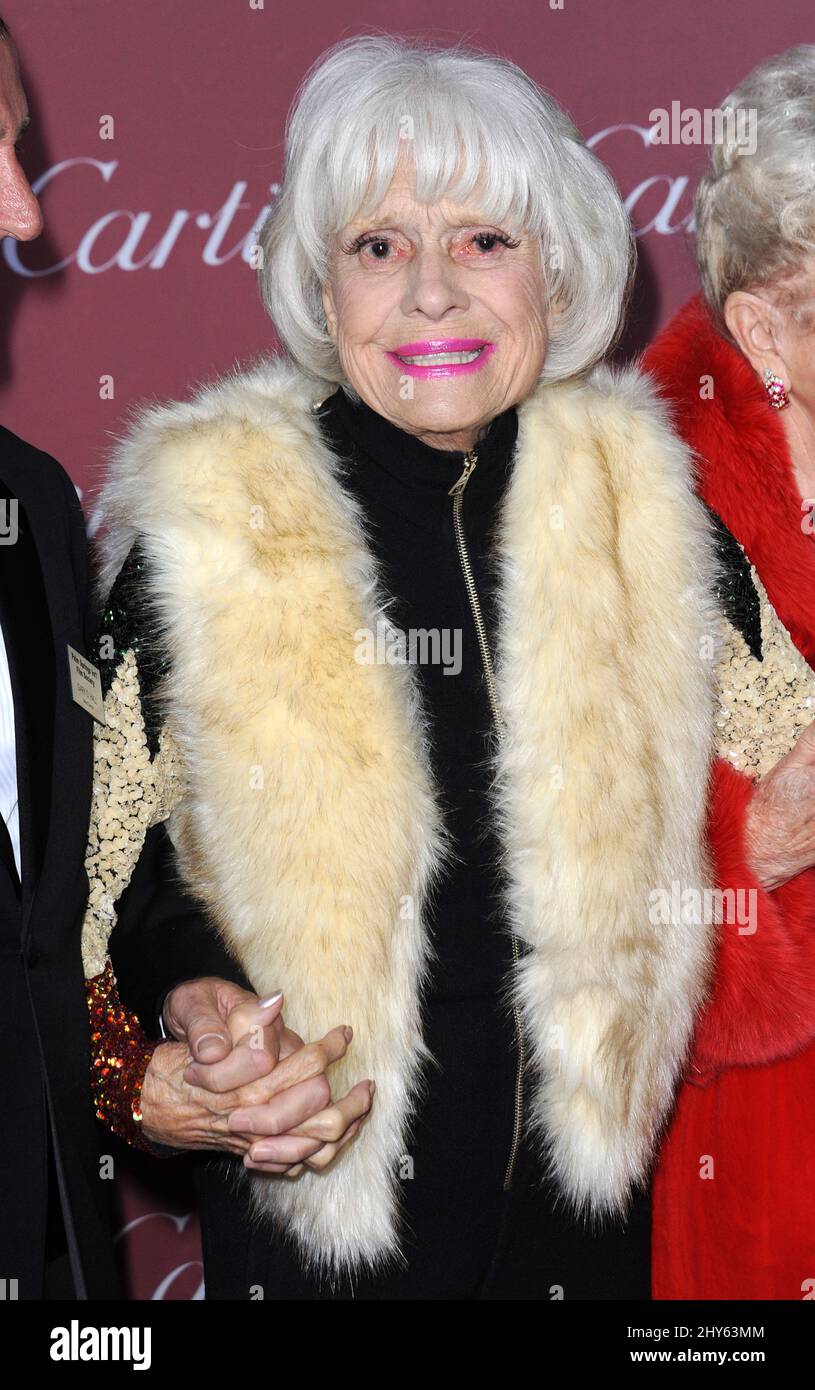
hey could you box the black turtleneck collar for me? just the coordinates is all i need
[315,386,519,533]
[317,383,517,482]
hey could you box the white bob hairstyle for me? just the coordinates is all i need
[695,43,815,328]
[258,34,634,387]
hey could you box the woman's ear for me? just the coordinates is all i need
[723,290,785,380]
[321,282,337,339]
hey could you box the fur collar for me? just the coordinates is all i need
[98,355,718,1277]
[643,295,815,663]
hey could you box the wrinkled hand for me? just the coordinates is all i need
[141,979,376,1175]
[213,997,375,1176]
[744,719,815,891]
[163,977,287,1080]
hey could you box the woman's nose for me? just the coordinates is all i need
[0,148,43,241]
[401,246,467,316]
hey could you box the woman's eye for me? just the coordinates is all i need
[343,234,396,261]
[464,231,520,256]
[362,238,392,260]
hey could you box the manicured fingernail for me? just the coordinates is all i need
[259,991,284,1008]
[343,1026,353,1042]
[196,1033,226,1059]
[368,1080,376,1096]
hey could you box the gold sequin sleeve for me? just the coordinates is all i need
[82,544,186,1152]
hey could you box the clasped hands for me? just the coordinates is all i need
[139,978,375,1176]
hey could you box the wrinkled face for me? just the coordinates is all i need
[0,38,42,242]
[321,161,550,451]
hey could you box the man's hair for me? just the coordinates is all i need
[0,17,9,40]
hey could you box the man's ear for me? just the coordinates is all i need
[723,290,785,379]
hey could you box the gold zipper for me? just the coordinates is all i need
[448,451,526,1191]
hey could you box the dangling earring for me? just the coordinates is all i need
[763,367,790,410]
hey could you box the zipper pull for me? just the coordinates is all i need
[448,451,478,498]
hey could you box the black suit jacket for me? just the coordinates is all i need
[0,425,254,1301]
[0,428,120,1300]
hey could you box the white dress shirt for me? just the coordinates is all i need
[0,619,21,878]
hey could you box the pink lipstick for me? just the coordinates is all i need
[385,338,495,378]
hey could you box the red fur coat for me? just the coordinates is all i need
[644,296,815,1300]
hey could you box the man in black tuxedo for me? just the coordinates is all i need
[0,17,125,1300]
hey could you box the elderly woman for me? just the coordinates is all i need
[84,36,718,1300]
[644,44,815,1300]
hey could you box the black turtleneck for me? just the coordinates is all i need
[316,385,519,1000]
[310,385,522,1288]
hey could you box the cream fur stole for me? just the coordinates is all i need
[97,356,719,1278]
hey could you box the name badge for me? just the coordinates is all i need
[67,645,106,725]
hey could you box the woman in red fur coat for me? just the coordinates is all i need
[644,44,815,1300]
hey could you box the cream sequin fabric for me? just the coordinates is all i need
[81,649,185,978]
[716,554,815,777]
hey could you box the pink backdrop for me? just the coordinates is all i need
[2,0,811,1298]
